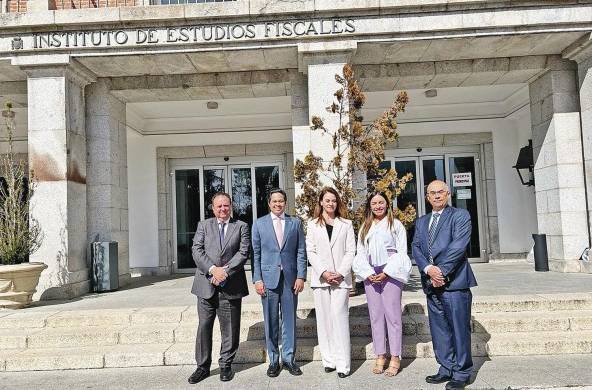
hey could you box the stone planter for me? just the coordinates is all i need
[0,262,48,309]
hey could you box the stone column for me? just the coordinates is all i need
[86,79,130,286]
[574,51,592,273]
[292,42,357,209]
[24,64,95,299]
[528,59,588,272]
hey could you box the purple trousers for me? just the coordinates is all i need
[364,265,403,357]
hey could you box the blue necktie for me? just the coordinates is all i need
[219,222,225,248]
[428,213,440,262]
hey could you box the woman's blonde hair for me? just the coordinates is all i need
[313,187,347,225]
[359,192,394,243]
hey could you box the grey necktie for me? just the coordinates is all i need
[428,213,440,262]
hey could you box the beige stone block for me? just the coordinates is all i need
[315,0,378,12]
[118,325,177,345]
[164,342,197,365]
[0,329,32,349]
[474,311,570,333]
[45,309,133,328]
[245,142,292,156]
[0,10,55,28]
[0,311,55,329]
[549,259,583,272]
[394,135,444,149]
[184,1,249,19]
[444,132,492,146]
[104,343,169,368]
[204,144,245,157]
[54,7,119,25]
[27,327,119,348]
[472,295,549,313]
[131,307,187,324]
[570,314,592,330]
[5,347,104,371]
[119,5,183,22]
[539,293,592,310]
[485,331,592,356]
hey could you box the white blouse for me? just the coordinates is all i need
[352,217,411,283]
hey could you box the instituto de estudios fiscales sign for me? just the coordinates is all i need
[5,18,356,52]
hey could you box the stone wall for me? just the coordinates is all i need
[528,62,589,272]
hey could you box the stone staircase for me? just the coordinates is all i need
[0,292,591,372]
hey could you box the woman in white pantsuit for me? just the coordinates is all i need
[306,187,356,378]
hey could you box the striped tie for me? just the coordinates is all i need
[428,213,440,262]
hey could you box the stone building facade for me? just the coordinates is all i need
[1,0,592,299]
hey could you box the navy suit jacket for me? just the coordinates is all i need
[412,206,477,294]
[252,213,307,290]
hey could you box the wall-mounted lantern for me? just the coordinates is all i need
[513,139,535,187]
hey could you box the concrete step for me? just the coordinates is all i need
[3,330,592,372]
[2,293,591,330]
[3,309,592,350]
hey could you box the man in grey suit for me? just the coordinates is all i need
[188,192,250,385]
[252,188,307,377]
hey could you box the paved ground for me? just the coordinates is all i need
[1,355,592,390]
[17,262,592,312]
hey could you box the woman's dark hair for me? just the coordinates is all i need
[313,187,347,225]
[359,191,394,243]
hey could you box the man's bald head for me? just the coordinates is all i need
[427,180,449,193]
[426,180,450,212]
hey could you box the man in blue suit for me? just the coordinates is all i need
[252,188,307,377]
[412,180,477,390]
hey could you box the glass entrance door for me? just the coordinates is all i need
[390,153,484,262]
[172,161,283,272]
[446,154,483,260]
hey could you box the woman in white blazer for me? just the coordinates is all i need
[352,192,411,377]
[306,187,356,378]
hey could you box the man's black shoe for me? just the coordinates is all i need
[425,373,452,384]
[267,363,281,377]
[220,367,234,382]
[446,379,469,389]
[282,361,303,376]
[188,367,209,384]
[324,367,336,373]
[337,372,349,378]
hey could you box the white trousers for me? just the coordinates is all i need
[312,286,351,374]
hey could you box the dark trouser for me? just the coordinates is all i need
[426,289,473,382]
[195,294,242,371]
[261,271,298,365]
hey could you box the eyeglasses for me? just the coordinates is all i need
[427,190,448,197]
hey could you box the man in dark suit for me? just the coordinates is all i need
[188,192,250,384]
[252,188,307,378]
[412,180,477,390]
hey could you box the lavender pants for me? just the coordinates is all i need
[363,265,403,357]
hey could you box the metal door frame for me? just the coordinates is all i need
[445,152,486,262]
[385,146,486,262]
[170,156,285,273]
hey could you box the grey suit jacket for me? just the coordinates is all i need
[191,217,250,300]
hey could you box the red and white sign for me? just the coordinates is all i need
[452,172,472,187]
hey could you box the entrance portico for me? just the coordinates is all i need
[1,0,592,299]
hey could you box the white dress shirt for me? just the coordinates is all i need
[352,217,411,283]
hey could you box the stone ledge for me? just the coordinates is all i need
[0,1,585,30]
